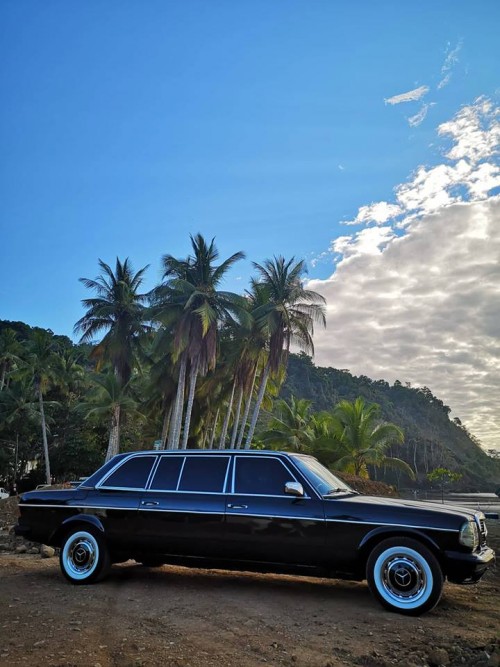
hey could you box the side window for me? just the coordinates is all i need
[234,457,295,495]
[150,456,184,491]
[178,456,229,493]
[101,456,155,489]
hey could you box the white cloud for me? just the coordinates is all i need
[437,74,451,90]
[310,99,500,450]
[345,202,402,226]
[385,85,430,105]
[331,226,396,259]
[438,40,463,89]
[408,103,434,127]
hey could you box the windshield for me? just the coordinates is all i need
[292,455,355,496]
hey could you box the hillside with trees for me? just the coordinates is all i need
[281,353,500,490]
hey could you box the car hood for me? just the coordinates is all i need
[324,494,479,529]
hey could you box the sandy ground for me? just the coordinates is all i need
[0,537,499,667]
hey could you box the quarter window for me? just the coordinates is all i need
[150,456,184,491]
[234,457,295,495]
[101,456,155,489]
[178,456,229,493]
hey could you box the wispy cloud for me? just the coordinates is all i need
[438,40,463,89]
[309,99,500,450]
[385,85,429,105]
[408,102,435,127]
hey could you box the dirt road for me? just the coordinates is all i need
[1,548,498,667]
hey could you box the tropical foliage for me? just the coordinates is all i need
[0,235,497,492]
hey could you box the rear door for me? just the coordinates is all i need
[137,454,230,557]
[224,455,326,565]
[90,454,156,550]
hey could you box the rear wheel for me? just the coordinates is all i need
[60,527,110,584]
[366,537,443,615]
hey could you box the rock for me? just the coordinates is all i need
[428,647,450,666]
[40,545,55,558]
[15,545,27,554]
[28,547,39,554]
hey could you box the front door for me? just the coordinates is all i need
[224,455,326,565]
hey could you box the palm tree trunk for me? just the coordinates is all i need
[236,365,258,449]
[230,386,243,449]
[167,355,187,449]
[38,389,52,484]
[160,403,173,450]
[105,404,121,462]
[219,379,236,449]
[181,358,199,450]
[209,409,219,449]
[244,363,270,449]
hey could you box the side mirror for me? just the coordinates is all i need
[285,481,304,497]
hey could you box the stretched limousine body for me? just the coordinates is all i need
[16,450,494,615]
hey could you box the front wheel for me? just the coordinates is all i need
[60,527,110,584]
[366,537,443,615]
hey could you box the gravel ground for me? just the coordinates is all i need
[0,522,498,667]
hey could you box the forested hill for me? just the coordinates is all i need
[282,353,500,490]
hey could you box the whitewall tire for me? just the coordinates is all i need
[60,527,110,585]
[366,537,443,615]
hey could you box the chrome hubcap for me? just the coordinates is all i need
[382,556,425,601]
[66,537,97,576]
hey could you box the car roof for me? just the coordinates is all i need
[120,449,296,456]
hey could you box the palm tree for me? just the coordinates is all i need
[75,258,150,460]
[328,397,415,479]
[261,396,316,452]
[245,257,326,448]
[26,331,61,484]
[81,372,143,460]
[152,234,245,449]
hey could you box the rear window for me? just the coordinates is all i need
[178,456,229,493]
[150,456,184,491]
[101,456,155,489]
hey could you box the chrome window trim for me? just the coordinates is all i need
[96,454,156,490]
[143,489,228,496]
[231,454,308,498]
[176,455,230,494]
[175,457,187,491]
[222,457,231,493]
[147,454,185,492]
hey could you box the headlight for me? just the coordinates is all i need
[459,520,479,550]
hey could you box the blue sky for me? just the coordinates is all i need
[2,1,498,338]
[3,2,500,448]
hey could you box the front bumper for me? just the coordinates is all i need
[445,546,496,584]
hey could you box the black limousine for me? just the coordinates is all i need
[15,450,495,615]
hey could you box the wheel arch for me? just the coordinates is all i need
[50,514,106,547]
[358,527,444,568]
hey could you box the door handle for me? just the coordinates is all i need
[142,501,160,507]
[227,503,248,509]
